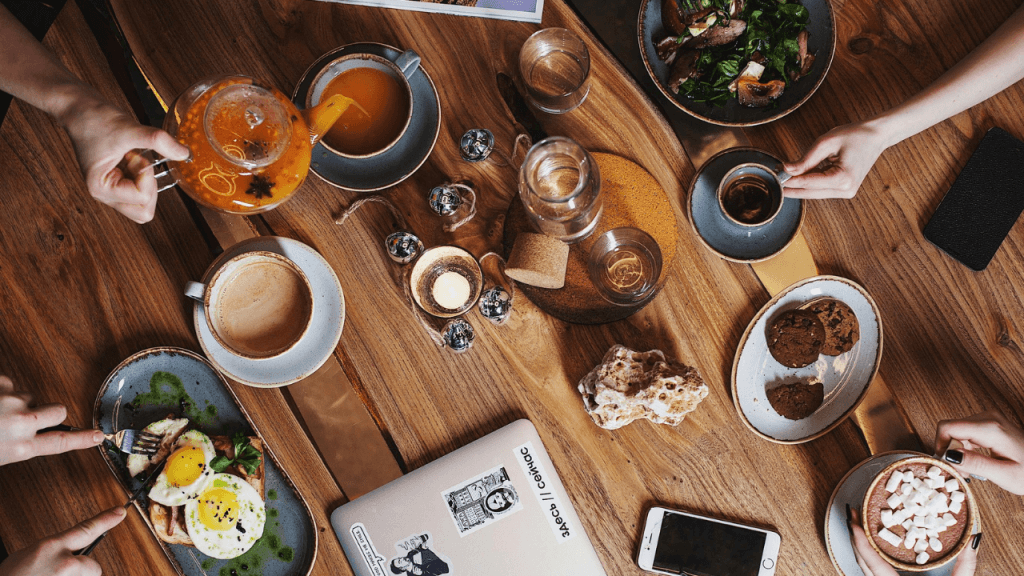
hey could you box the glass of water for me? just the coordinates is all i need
[519,28,591,114]
[519,136,602,243]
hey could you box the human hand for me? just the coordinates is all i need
[936,410,1024,495]
[782,119,891,199]
[0,507,126,576]
[59,89,189,224]
[0,376,103,467]
[847,506,979,576]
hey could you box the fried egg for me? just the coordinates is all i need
[185,473,266,559]
[147,430,216,507]
[126,417,189,477]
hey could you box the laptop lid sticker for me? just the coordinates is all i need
[442,465,523,536]
[516,441,577,543]
[388,533,453,576]
[350,523,388,576]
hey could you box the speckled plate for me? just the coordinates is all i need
[92,347,317,576]
[825,451,981,576]
[638,0,836,126]
[292,42,440,192]
[193,236,344,388]
[689,147,804,263]
[732,275,883,443]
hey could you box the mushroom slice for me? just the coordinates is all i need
[662,0,690,36]
[728,60,766,92]
[729,0,746,18]
[656,36,682,64]
[736,78,785,107]
[693,19,747,48]
[797,31,816,77]
[669,49,702,92]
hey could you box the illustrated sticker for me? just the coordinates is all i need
[350,523,387,576]
[387,532,453,576]
[442,465,523,536]
[515,441,576,542]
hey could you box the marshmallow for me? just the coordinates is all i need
[950,491,965,503]
[926,529,940,539]
[930,537,943,552]
[950,500,963,514]
[886,472,904,493]
[910,527,927,540]
[927,466,942,478]
[925,477,944,490]
[945,479,960,492]
[916,552,930,565]
[913,515,927,527]
[881,509,896,528]
[903,471,915,483]
[910,477,924,490]
[902,519,914,531]
[935,500,950,514]
[901,483,913,496]
[943,513,957,527]
[914,539,929,554]
[879,528,903,547]
[904,535,918,549]
[893,509,910,524]
[905,503,923,517]
[887,494,904,509]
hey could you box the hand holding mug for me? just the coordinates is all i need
[847,507,979,576]
[0,376,103,466]
[782,120,891,200]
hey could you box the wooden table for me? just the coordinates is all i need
[0,0,1022,575]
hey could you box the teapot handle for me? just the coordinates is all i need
[135,150,180,193]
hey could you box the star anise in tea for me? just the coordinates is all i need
[245,175,275,199]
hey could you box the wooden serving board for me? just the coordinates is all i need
[502,153,679,324]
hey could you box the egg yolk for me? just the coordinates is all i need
[165,445,205,487]
[197,488,240,531]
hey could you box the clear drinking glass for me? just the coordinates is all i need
[519,28,591,114]
[519,136,602,243]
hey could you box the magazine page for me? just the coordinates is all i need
[312,0,544,23]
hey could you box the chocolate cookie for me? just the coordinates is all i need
[808,298,860,356]
[766,378,824,420]
[766,309,825,368]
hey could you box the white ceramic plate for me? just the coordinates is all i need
[732,275,882,443]
[193,236,345,388]
[825,451,980,576]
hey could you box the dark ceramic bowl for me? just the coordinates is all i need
[638,0,836,126]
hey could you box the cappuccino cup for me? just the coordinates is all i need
[717,162,791,227]
[185,251,314,360]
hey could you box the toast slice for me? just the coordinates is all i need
[149,435,264,547]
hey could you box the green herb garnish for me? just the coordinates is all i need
[210,432,262,475]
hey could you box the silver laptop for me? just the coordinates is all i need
[331,419,608,576]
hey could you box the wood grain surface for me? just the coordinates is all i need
[0,4,353,575]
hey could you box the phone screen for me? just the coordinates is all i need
[653,512,766,576]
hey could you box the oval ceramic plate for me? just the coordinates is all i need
[638,0,836,126]
[293,42,440,192]
[689,147,803,262]
[732,275,883,443]
[824,451,981,576]
[92,347,317,576]
[193,236,344,388]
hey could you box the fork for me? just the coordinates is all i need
[40,424,161,456]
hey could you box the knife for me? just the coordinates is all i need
[74,458,168,556]
[497,72,547,145]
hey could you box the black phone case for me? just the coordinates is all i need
[923,127,1024,271]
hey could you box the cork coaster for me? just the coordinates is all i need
[503,153,678,324]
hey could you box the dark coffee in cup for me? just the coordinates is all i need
[717,163,790,227]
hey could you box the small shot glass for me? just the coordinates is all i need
[518,28,591,114]
[587,228,663,306]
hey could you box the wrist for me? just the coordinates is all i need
[49,81,105,130]
[863,113,904,150]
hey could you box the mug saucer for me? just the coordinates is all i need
[192,236,345,388]
[688,147,804,263]
[825,451,981,576]
[292,42,441,192]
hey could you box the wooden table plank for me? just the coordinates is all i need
[0,3,354,575]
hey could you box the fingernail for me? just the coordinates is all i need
[964,477,971,484]
[845,503,851,523]
[972,533,982,550]
[115,506,127,517]
[944,449,963,465]
[92,431,104,444]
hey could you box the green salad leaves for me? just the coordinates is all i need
[210,432,263,475]
[677,0,810,105]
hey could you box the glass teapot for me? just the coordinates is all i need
[157,74,349,214]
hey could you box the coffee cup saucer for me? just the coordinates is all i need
[292,42,441,193]
[688,147,804,263]
[825,451,981,576]
[192,236,345,388]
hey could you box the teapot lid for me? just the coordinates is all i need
[203,83,292,170]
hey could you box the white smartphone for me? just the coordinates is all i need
[636,506,781,576]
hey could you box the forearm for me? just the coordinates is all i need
[871,4,1024,147]
[0,4,103,125]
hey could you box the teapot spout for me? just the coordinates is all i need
[301,94,365,146]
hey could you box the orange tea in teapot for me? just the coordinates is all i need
[165,75,350,214]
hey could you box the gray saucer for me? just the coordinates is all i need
[688,147,804,263]
[292,43,441,192]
